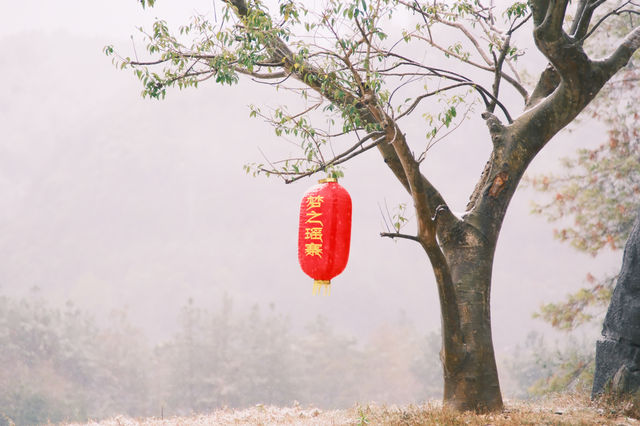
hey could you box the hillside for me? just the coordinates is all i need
[56,395,639,426]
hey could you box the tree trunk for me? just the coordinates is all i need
[444,253,502,411]
[433,218,503,411]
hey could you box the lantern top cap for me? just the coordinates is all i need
[318,178,338,184]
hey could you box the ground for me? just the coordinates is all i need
[53,394,640,425]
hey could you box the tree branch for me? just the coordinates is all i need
[281,133,386,184]
[379,120,460,244]
[532,0,570,40]
[600,26,640,77]
[380,122,464,355]
[488,34,511,114]
[580,3,640,44]
[400,0,529,103]
[235,68,288,79]
[380,232,422,242]
[408,34,529,103]
[379,54,514,122]
[526,64,561,110]
[570,0,596,40]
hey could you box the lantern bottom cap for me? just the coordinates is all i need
[312,280,331,296]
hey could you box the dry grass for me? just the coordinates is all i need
[57,394,640,425]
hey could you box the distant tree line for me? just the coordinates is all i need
[0,292,444,425]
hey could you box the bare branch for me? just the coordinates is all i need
[281,133,386,184]
[400,0,494,66]
[488,34,511,113]
[409,33,529,102]
[417,102,475,163]
[378,53,514,122]
[399,0,530,103]
[580,2,640,43]
[380,232,422,242]
[396,83,473,120]
[508,12,532,34]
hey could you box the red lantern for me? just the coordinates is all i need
[298,178,352,295]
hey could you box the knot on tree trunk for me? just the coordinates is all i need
[481,112,505,147]
[488,171,509,198]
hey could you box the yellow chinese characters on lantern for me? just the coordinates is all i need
[304,227,323,241]
[306,195,324,209]
[303,196,324,257]
[304,242,323,257]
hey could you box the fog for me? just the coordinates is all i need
[0,0,623,421]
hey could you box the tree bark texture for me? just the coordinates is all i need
[439,236,502,411]
[593,209,640,396]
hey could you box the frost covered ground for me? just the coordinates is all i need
[58,394,640,425]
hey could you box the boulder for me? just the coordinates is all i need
[593,209,640,397]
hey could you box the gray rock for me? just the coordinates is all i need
[593,209,640,397]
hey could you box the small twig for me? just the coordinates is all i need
[283,134,386,183]
[508,12,532,34]
[417,102,475,163]
[580,1,639,43]
[378,201,393,234]
[380,232,421,242]
[489,34,511,113]
[131,35,140,63]
[396,83,471,120]
[257,147,287,182]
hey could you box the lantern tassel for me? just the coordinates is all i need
[312,280,331,296]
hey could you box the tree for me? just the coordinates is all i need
[110,0,640,411]
[233,304,298,406]
[155,298,213,414]
[526,18,640,397]
[526,70,639,395]
[296,315,365,407]
[530,20,640,400]
[0,292,154,424]
[530,19,640,330]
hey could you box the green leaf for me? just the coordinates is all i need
[139,0,155,9]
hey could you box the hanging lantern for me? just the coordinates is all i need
[298,178,352,295]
